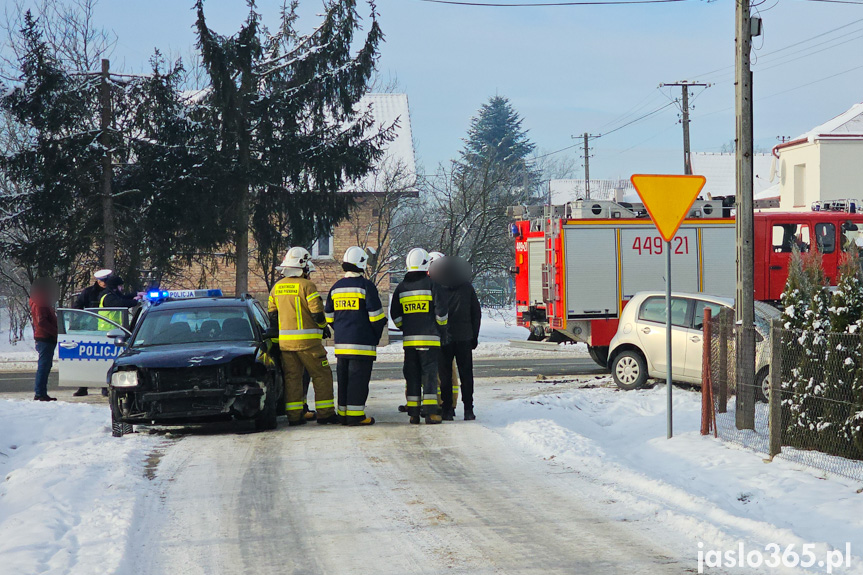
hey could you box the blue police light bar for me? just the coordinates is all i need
[145,289,223,301]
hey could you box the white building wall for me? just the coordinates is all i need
[778,142,820,211]
[818,141,863,202]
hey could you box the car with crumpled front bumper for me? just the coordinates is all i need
[107,295,283,436]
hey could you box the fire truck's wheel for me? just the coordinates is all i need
[611,350,648,391]
[588,346,609,368]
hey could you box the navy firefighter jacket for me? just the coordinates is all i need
[324,276,387,359]
[389,272,449,348]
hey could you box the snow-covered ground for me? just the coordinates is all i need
[0,399,158,575]
[491,381,863,574]
[374,307,588,361]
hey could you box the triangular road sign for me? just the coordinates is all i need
[630,174,707,242]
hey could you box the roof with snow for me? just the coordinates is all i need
[795,102,863,143]
[346,93,416,194]
[548,179,637,204]
[690,152,775,199]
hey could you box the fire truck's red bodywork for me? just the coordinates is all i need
[511,200,863,366]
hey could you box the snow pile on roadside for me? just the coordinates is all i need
[372,307,588,361]
[0,400,158,575]
[493,383,863,573]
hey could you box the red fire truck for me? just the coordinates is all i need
[509,198,863,367]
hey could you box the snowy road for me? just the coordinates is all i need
[124,378,691,575]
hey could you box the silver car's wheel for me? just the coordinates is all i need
[756,367,770,402]
[612,350,648,391]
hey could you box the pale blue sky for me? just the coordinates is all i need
[89,0,863,178]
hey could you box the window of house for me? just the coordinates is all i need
[311,231,334,259]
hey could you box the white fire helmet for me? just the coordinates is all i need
[428,251,444,264]
[280,246,312,270]
[406,248,430,272]
[343,246,369,271]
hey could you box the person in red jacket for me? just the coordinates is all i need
[30,277,59,401]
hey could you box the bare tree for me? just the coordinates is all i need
[340,158,418,286]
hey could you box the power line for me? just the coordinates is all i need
[596,101,676,138]
[416,0,687,6]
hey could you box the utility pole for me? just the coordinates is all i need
[735,5,759,430]
[583,132,591,199]
[100,58,116,270]
[660,82,708,175]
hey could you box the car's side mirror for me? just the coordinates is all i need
[107,328,128,347]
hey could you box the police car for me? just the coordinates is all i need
[58,290,283,436]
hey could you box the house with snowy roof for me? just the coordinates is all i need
[773,102,863,211]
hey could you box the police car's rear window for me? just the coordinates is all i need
[131,307,255,347]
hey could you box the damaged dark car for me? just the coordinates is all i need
[107,296,283,437]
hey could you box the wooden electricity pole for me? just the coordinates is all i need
[583,132,591,199]
[735,4,757,430]
[660,82,708,175]
[100,58,116,270]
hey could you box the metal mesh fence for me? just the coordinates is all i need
[707,309,863,482]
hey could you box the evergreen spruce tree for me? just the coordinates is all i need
[194,0,387,292]
[0,11,100,295]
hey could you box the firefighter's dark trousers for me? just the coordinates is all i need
[337,357,374,424]
[281,346,335,422]
[439,340,475,410]
[403,347,440,417]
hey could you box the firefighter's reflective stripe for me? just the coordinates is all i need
[286,401,304,411]
[279,328,322,341]
[334,343,376,357]
[403,335,440,347]
[392,315,403,327]
[406,395,420,407]
[367,308,385,322]
[436,313,448,326]
[331,287,367,297]
[400,290,432,299]
[315,399,335,409]
[325,312,335,323]
[306,291,321,302]
[422,394,438,405]
[346,405,366,416]
[337,405,347,417]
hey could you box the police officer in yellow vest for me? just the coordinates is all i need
[268,247,339,426]
[97,275,138,330]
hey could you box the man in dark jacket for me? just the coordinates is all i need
[390,248,449,424]
[71,269,112,396]
[30,277,59,401]
[432,256,481,421]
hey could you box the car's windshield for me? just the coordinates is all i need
[131,306,255,347]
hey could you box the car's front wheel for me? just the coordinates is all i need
[254,383,278,431]
[611,350,648,391]
[109,390,133,437]
[756,367,770,402]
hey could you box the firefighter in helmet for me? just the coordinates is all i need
[324,246,387,426]
[391,248,449,424]
[268,247,338,426]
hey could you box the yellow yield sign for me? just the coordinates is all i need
[630,174,707,242]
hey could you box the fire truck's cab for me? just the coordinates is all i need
[510,198,863,367]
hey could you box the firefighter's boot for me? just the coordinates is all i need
[425,414,442,425]
[348,416,375,427]
[464,407,476,421]
[317,413,342,425]
[409,415,421,424]
[442,406,455,421]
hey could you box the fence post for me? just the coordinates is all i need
[718,308,729,413]
[701,308,712,435]
[769,318,783,458]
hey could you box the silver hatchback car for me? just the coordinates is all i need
[607,292,778,396]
